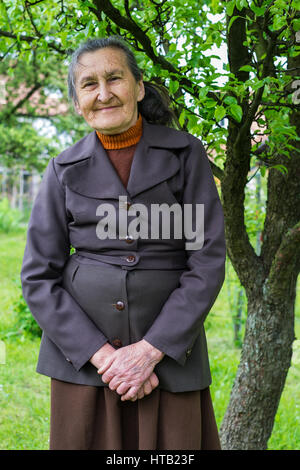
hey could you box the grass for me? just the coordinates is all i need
[0,232,49,450]
[0,231,299,450]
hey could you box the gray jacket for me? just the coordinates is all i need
[20,118,226,392]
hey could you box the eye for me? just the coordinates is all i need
[84,82,96,87]
[108,76,121,82]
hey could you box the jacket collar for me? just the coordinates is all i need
[55,118,189,199]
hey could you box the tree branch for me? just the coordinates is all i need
[24,0,42,38]
[0,29,65,54]
[0,29,36,42]
[267,221,300,300]
[15,111,68,118]
[260,101,300,110]
[209,160,224,181]
[4,82,41,118]
[221,7,265,292]
[234,37,278,154]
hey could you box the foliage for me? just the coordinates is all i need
[0,197,23,233]
[9,278,42,339]
[0,122,56,172]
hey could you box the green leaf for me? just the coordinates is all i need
[60,31,68,48]
[260,166,266,177]
[169,80,179,94]
[228,15,241,32]
[211,0,223,14]
[226,0,235,17]
[272,15,287,31]
[204,99,218,108]
[239,65,254,72]
[250,4,266,16]
[252,79,265,91]
[235,0,248,11]
[214,105,226,121]
[272,164,288,175]
[292,19,300,32]
[224,95,238,105]
[228,103,243,122]
[179,110,187,128]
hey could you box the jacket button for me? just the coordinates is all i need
[125,235,134,244]
[186,348,192,357]
[115,301,125,310]
[66,357,72,363]
[112,339,122,348]
[126,255,135,263]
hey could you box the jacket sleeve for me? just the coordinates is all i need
[20,158,108,371]
[143,136,226,366]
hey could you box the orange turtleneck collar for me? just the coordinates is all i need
[96,114,143,150]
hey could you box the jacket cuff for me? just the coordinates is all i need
[142,333,193,367]
[65,336,108,372]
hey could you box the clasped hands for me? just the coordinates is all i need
[90,339,164,402]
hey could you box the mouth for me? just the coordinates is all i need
[96,106,120,112]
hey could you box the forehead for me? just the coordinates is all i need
[75,47,130,82]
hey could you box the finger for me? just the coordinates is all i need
[149,373,159,389]
[108,376,122,391]
[121,394,138,402]
[143,380,152,395]
[97,355,115,375]
[121,386,139,401]
[101,367,118,384]
[130,395,138,402]
[137,387,145,400]
[116,382,131,396]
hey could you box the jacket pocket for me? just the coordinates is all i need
[62,257,80,291]
[71,264,79,283]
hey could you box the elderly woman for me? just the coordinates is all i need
[21,36,226,450]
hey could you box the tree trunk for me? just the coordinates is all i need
[220,273,297,449]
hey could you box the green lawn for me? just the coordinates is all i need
[0,231,299,450]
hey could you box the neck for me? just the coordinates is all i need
[96,114,143,150]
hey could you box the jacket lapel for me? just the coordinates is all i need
[55,118,189,200]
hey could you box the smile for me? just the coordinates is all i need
[98,106,119,112]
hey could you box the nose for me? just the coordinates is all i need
[97,83,113,103]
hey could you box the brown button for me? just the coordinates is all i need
[115,301,125,310]
[112,339,122,348]
[125,235,134,244]
[126,255,136,263]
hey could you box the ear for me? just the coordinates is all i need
[137,78,145,103]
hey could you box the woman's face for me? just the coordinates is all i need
[74,47,145,135]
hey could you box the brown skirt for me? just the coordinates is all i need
[50,379,221,450]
